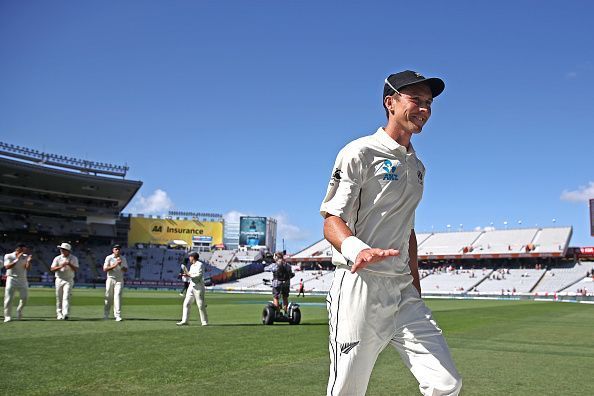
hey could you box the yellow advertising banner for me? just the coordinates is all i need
[128,217,223,246]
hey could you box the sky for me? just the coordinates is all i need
[1,0,593,253]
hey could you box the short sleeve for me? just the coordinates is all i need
[51,256,60,268]
[320,145,363,220]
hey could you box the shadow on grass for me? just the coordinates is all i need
[210,322,327,327]
[13,317,328,326]
[16,317,177,322]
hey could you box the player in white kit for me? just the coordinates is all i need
[103,244,128,321]
[3,243,32,322]
[50,242,79,320]
[320,70,462,395]
[176,252,208,326]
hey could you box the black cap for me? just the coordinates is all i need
[383,70,445,101]
[112,244,122,249]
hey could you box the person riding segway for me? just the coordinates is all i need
[262,252,301,325]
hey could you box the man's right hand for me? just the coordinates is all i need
[350,248,400,273]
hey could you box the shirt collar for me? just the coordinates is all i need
[374,127,415,155]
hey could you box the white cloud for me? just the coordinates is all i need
[565,71,578,79]
[223,210,246,224]
[274,212,310,242]
[127,189,174,214]
[560,182,594,202]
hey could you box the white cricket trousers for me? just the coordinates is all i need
[3,277,28,320]
[55,278,74,318]
[326,268,462,396]
[181,284,208,325]
[104,278,124,319]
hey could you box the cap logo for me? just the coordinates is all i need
[415,72,424,78]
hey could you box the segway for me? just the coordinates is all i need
[261,301,301,325]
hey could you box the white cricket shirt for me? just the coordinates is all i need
[188,261,205,288]
[51,254,79,281]
[3,252,28,278]
[320,127,425,276]
[104,254,128,282]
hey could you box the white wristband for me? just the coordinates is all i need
[340,236,371,264]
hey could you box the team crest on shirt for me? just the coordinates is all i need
[332,168,342,180]
[382,159,400,181]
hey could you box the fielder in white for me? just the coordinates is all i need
[321,70,462,396]
[50,242,79,320]
[103,244,127,321]
[177,252,208,326]
[3,243,32,322]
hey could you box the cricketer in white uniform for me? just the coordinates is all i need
[50,242,79,320]
[177,252,208,326]
[3,243,32,322]
[103,244,128,321]
[320,70,462,396]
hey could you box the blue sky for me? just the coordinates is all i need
[1,1,593,252]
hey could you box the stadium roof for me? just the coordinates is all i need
[0,156,142,216]
[287,226,573,262]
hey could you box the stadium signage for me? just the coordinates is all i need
[151,225,205,234]
[579,247,594,256]
[239,216,267,247]
[129,217,223,246]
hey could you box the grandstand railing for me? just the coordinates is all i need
[0,141,128,178]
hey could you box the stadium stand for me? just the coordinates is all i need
[289,239,333,262]
[221,266,332,294]
[299,270,334,292]
[2,142,592,300]
[209,250,236,271]
[287,227,574,265]
[471,228,538,254]
[532,262,591,293]
[420,267,491,293]
[0,145,141,285]
[418,231,482,255]
[531,227,572,253]
[470,268,545,293]
[281,227,591,296]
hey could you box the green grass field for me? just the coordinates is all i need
[1,288,593,395]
